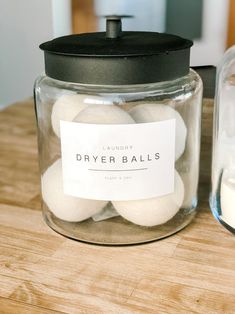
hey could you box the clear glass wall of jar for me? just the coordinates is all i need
[210,46,235,233]
[34,69,202,245]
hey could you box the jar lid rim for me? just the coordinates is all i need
[40,31,193,57]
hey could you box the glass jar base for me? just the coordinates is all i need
[210,194,235,234]
[43,207,197,246]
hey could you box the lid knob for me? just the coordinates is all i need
[105,15,133,39]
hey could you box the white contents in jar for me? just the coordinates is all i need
[219,85,235,137]
[51,94,109,137]
[220,173,235,228]
[112,170,184,227]
[41,159,107,222]
[73,104,135,124]
[129,104,187,160]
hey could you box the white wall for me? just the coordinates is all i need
[52,0,72,38]
[191,0,229,66]
[0,0,72,109]
[95,0,166,32]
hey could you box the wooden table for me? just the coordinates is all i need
[0,99,235,314]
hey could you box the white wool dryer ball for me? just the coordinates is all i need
[129,104,187,160]
[112,170,184,227]
[51,94,106,137]
[41,159,107,222]
[74,104,135,124]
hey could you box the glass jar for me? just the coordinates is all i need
[35,16,203,245]
[211,45,235,233]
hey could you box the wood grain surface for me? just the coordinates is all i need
[0,99,235,314]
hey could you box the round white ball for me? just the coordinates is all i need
[41,159,107,222]
[112,171,184,227]
[129,104,187,160]
[74,104,135,124]
[51,94,107,137]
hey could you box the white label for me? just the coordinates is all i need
[60,120,175,201]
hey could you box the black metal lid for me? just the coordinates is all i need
[40,16,193,85]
